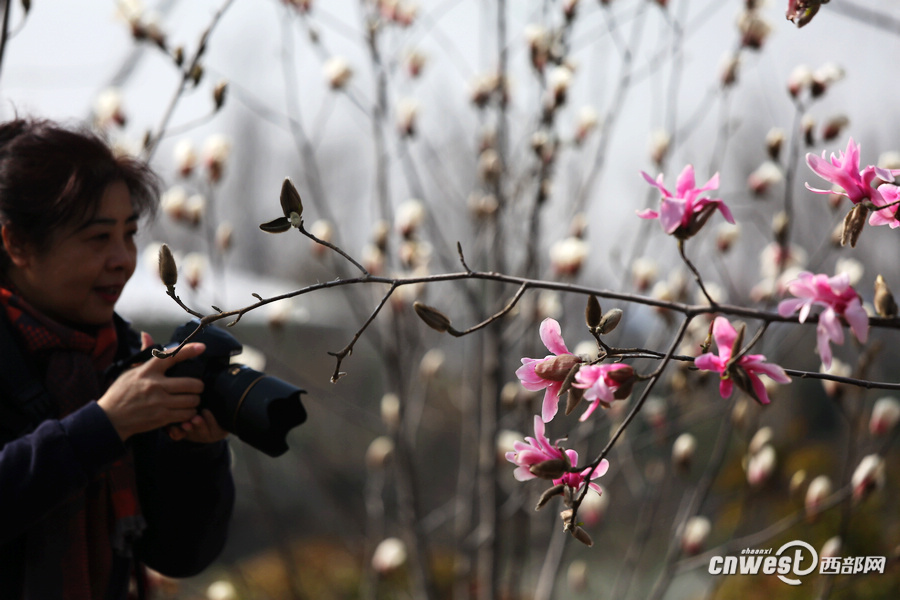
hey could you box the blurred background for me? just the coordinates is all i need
[2,1,900,598]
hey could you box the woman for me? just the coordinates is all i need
[0,118,235,598]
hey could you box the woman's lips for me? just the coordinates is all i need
[94,286,122,303]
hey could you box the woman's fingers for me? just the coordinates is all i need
[163,376,205,395]
[140,331,154,351]
[144,342,207,374]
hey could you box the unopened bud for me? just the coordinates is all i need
[550,237,588,276]
[789,469,807,497]
[747,161,783,195]
[365,436,395,468]
[649,129,671,165]
[530,458,568,480]
[381,393,401,431]
[748,426,773,455]
[189,63,204,86]
[597,308,623,334]
[280,177,303,220]
[571,526,593,547]
[672,433,697,472]
[822,114,849,142]
[372,538,407,574]
[870,397,900,436]
[747,444,776,487]
[681,516,711,556]
[738,10,771,49]
[788,64,812,97]
[766,128,785,160]
[478,148,503,182]
[811,62,844,98]
[323,56,353,89]
[805,475,832,520]
[216,222,234,252]
[852,454,885,502]
[841,203,868,247]
[716,223,740,253]
[536,484,565,510]
[585,295,602,329]
[158,244,178,289]
[874,275,898,318]
[720,53,739,87]
[213,80,228,110]
[802,114,816,146]
[821,536,841,559]
[413,302,452,333]
[535,354,583,381]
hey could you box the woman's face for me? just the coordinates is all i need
[4,180,139,327]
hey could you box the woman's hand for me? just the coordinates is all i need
[98,333,208,442]
[166,408,229,443]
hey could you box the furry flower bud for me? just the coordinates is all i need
[158,244,178,289]
[413,302,452,333]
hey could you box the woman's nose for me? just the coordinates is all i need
[107,236,136,271]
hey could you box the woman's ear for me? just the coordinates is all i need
[1,225,31,268]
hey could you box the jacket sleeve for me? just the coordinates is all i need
[132,432,235,577]
[0,401,127,543]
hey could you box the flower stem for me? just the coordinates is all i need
[678,239,717,307]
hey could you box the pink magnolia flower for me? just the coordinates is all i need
[694,317,790,405]
[516,318,582,422]
[805,137,897,207]
[505,416,609,494]
[869,184,900,228]
[572,363,635,421]
[638,165,735,238]
[777,271,869,369]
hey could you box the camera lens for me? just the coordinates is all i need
[210,364,307,457]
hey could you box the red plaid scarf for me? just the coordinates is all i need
[0,286,145,599]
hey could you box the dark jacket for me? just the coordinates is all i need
[0,314,235,598]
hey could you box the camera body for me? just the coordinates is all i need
[115,320,307,457]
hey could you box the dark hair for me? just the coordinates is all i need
[0,117,160,269]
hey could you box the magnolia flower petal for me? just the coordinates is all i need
[715,199,736,224]
[513,466,536,481]
[816,324,834,369]
[719,378,734,399]
[540,318,570,356]
[659,198,687,233]
[579,399,600,422]
[675,165,697,196]
[712,317,737,360]
[778,298,807,318]
[844,299,869,344]
[542,385,561,422]
[746,359,792,384]
[694,353,721,372]
[750,374,772,405]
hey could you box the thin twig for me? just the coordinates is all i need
[298,220,368,275]
[143,0,237,161]
[678,238,717,307]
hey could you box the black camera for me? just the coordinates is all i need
[115,320,307,457]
